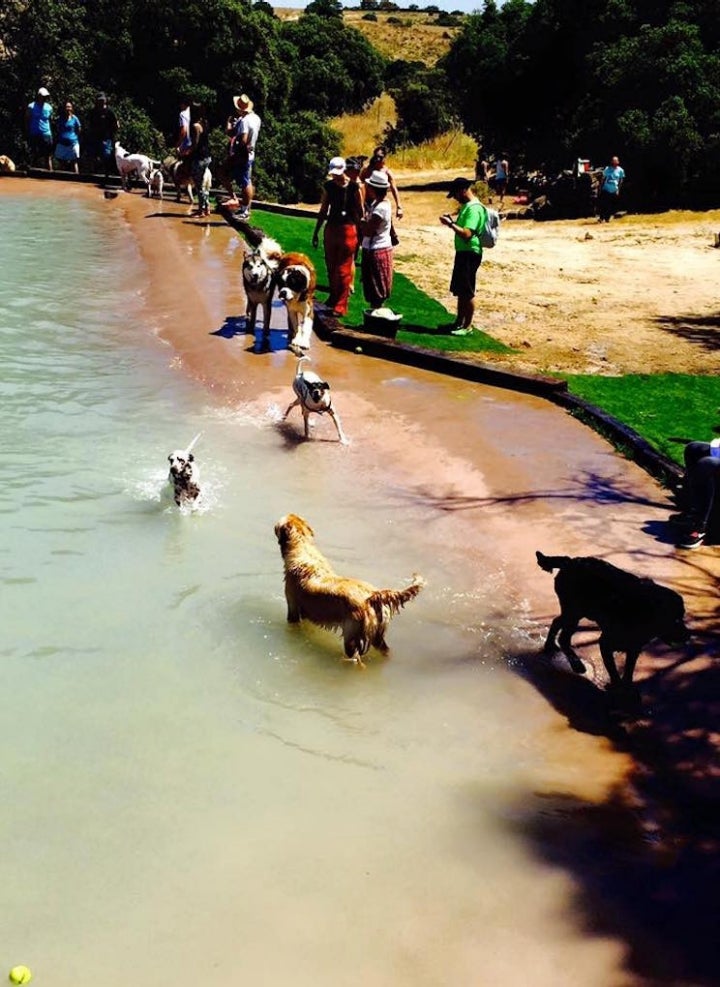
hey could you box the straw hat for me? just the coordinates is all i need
[233,94,254,113]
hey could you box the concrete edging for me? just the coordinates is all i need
[317,314,683,489]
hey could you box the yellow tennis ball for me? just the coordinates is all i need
[9,967,32,985]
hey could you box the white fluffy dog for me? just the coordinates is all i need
[148,167,164,199]
[114,142,159,193]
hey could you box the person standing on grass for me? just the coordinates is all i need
[360,170,395,311]
[598,155,625,222]
[439,177,486,335]
[312,156,363,317]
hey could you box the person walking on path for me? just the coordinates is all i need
[54,100,81,173]
[493,156,509,205]
[439,177,487,335]
[26,87,53,170]
[597,155,625,222]
[312,156,363,317]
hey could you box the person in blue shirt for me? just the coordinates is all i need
[25,86,53,170]
[598,155,625,222]
[54,100,81,174]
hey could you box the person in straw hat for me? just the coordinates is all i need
[221,93,262,217]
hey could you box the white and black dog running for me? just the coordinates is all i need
[167,432,202,507]
[284,357,348,444]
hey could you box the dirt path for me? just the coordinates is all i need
[393,169,720,376]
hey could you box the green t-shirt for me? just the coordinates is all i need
[455,199,486,255]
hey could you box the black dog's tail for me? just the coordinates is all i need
[536,550,572,573]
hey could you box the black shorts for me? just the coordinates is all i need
[30,134,53,156]
[450,251,482,297]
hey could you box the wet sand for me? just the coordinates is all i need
[5,178,719,984]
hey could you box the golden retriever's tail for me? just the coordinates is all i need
[536,551,571,573]
[369,575,425,616]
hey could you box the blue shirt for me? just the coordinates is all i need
[57,114,81,146]
[28,100,53,138]
[602,165,625,194]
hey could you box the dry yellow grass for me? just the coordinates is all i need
[331,94,477,171]
[274,8,459,66]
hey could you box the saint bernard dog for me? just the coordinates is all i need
[275,253,317,354]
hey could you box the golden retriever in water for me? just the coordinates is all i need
[274,513,424,665]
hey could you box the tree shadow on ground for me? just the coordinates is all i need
[656,314,720,351]
[402,468,674,514]
[503,548,720,985]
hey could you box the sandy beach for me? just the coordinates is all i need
[3,176,718,983]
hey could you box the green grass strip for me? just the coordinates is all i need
[252,209,511,354]
[564,374,720,465]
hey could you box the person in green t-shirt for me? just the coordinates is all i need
[439,177,487,335]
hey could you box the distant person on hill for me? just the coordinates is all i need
[312,156,363,317]
[493,156,509,205]
[86,93,119,184]
[670,439,720,550]
[360,145,403,219]
[439,177,487,335]
[26,87,53,170]
[597,155,625,222]
[54,100,81,174]
[475,152,489,183]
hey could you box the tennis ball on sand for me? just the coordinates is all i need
[9,967,32,985]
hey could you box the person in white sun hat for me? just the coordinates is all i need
[312,156,363,317]
[360,170,394,312]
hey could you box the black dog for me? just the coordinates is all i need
[536,551,689,697]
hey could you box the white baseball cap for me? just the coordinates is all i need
[328,156,346,175]
[38,87,50,97]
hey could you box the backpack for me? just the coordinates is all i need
[479,206,500,248]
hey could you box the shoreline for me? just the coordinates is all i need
[3,175,720,981]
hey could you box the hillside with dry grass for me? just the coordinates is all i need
[274,8,460,65]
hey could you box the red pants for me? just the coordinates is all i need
[324,223,358,316]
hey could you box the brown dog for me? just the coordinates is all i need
[274,514,424,665]
[275,253,317,354]
[536,550,689,701]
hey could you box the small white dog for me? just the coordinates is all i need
[114,142,159,193]
[148,167,164,199]
[167,433,202,507]
[284,357,348,444]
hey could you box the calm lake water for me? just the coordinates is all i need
[0,191,631,986]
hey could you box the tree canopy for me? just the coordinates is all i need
[441,0,720,208]
[0,0,385,202]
